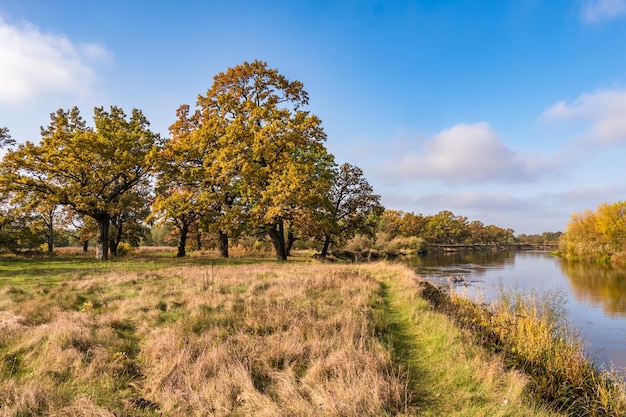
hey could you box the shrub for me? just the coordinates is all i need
[116,242,134,257]
[344,234,374,252]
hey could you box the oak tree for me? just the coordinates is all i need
[150,104,234,257]
[315,163,383,257]
[0,106,160,260]
[200,60,333,260]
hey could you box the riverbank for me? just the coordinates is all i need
[330,243,559,262]
[417,276,626,416]
[428,243,559,252]
[365,263,559,416]
[0,255,559,416]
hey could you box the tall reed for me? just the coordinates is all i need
[444,284,626,416]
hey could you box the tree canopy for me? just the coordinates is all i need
[313,163,383,257]
[153,60,335,261]
[0,107,160,259]
[560,201,626,264]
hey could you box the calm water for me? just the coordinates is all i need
[401,251,626,371]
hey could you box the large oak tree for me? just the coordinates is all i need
[166,60,333,261]
[0,106,160,260]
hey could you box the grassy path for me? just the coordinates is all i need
[367,263,561,417]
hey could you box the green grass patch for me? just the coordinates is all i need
[365,263,559,417]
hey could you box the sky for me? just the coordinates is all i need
[1,0,626,235]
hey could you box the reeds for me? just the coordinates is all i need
[444,283,626,416]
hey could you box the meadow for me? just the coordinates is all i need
[0,249,562,416]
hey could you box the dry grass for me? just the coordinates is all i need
[0,263,408,416]
[0,259,571,416]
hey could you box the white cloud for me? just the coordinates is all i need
[580,0,626,23]
[541,89,626,144]
[415,190,517,210]
[383,122,546,184]
[0,16,110,105]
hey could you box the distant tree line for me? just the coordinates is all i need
[349,209,560,253]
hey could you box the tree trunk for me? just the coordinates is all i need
[196,228,202,251]
[95,215,110,261]
[47,215,54,253]
[109,221,122,257]
[267,221,287,261]
[320,234,332,257]
[82,240,88,252]
[109,238,119,257]
[285,230,297,256]
[218,230,229,258]
[177,223,189,257]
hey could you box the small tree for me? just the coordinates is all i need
[109,187,152,255]
[313,163,383,257]
[0,192,46,252]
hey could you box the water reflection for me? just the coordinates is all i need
[402,251,516,281]
[403,250,516,269]
[559,260,626,318]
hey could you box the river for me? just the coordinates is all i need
[401,250,626,372]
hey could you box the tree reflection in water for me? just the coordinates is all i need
[560,260,626,317]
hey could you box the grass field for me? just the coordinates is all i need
[0,251,559,416]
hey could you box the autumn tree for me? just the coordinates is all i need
[312,163,383,257]
[0,107,160,260]
[150,104,234,257]
[561,201,626,264]
[70,213,97,252]
[109,187,152,255]
[377,210,405,237]
[36,202,58,253]
[0,191,46,252]
[595,201,626,252]
[197,60,333,261]
[149,187,203,257]
[424,210,470,244]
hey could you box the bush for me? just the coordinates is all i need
[116,242,135,257]
[344,234,374,252]
[376,236,427,253]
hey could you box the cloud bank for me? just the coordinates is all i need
[542,89,626,144]
[384,122,546,185]
[0,16,110,105]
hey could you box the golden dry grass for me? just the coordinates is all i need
[0,263,408,416]
[0,259,569,417]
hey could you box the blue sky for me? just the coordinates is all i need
[1,0,626,235]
